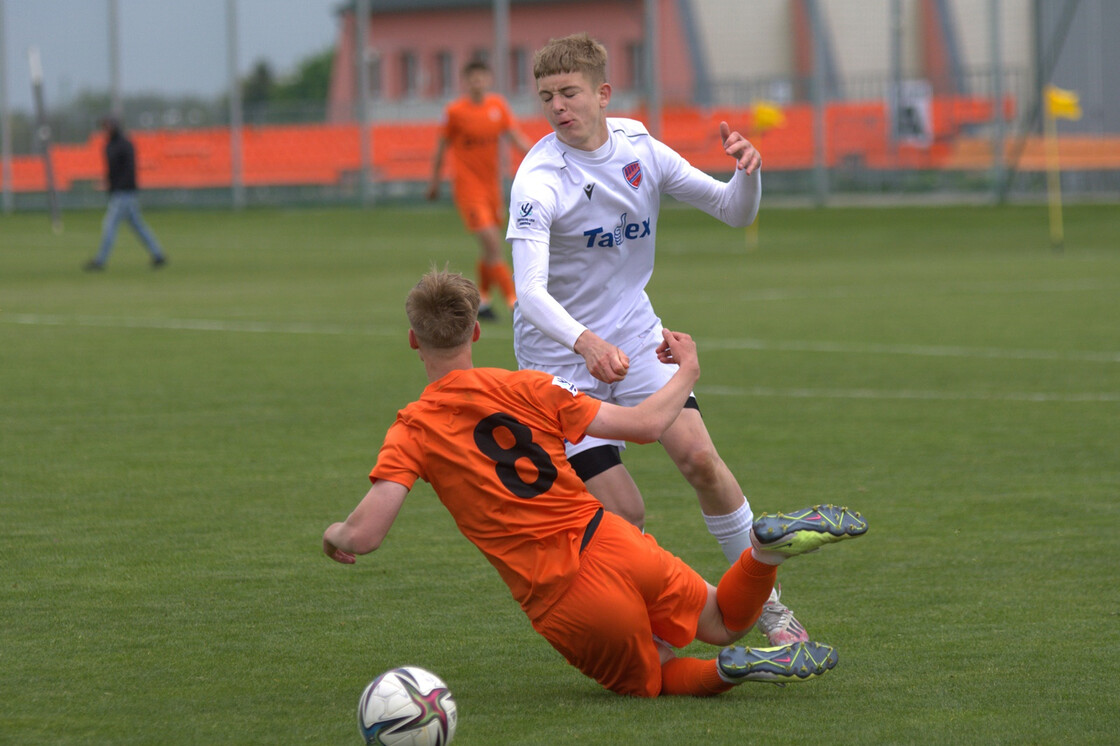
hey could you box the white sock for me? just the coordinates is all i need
[702,498,754,564]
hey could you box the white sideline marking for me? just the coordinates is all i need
[4,312,1118,365]
[1,313,395,337]
[6,313,1116,403]
[725,278,1117,302]
[699,337,1120,363]
[698,385,1120,403]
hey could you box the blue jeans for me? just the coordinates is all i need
[95,192,165,264]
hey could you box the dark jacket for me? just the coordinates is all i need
[105,130,138,193]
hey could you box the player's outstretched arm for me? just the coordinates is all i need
[585,329,699,443]
[323,479,410,562]
[719,121,761,174]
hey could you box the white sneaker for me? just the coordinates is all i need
[755,585,809,646]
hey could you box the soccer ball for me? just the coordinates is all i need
[357,666,457,746]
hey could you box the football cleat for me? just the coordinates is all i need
[755,585,809,646]
[717,641,837,684]
[751,504,867,557]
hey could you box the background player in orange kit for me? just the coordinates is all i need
[427,60,533,320]
[322,269,868,697]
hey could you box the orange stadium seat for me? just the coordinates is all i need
[3,102,1117,194]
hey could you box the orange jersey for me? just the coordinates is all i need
[370,368,603,617]
[439,93,516,198]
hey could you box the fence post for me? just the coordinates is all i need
[226,0,245,210]
[356,0,373,206]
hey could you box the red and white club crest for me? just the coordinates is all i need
[622,160,643,189]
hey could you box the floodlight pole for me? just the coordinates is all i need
[888,0,901,155]
[997,0,1080,203]
[356,0,373,206]
[807,0,828,206]
[643,0,661,138]
[493,0,509,96]
[226,0,245,210]
[108,0,122,118]
[988,0,1005,201]
[493,0,510,189]
[0,0,12,213]
[29,47,62,231]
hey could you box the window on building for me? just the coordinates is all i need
[366,53,381,99]
[510,47,529,94]
[435,51,454,97]
[400,50,419,98]
[471,48,490,68]
[627,42,645,91]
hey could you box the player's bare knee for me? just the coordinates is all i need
[673,445,723,490]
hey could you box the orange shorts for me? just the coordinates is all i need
[453,184,502,233]
[529,511,710,697]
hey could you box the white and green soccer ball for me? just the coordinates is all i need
[357,666,457,746]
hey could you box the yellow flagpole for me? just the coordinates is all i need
[746,214,759,251]
[745,102,785,251]
[1042,85,1081,251]
[1043,104,1064,250]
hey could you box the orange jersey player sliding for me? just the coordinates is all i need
[323,269,867,697]
[428,60,532,321]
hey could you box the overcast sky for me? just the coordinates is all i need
[1,0,343,113]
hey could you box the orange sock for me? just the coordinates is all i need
[659,657,734,697]
[476,260,492,305]
[715,548,779,633]
[488,262,517,308]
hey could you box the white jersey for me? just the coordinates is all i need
[507,117,760,369]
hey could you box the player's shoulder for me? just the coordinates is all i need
[515,136,565,178]
[607,117,652,139]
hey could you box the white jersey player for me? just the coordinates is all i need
[506,33,809,647]
[509,115,759,371]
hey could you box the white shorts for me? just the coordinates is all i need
[519,322,689,458]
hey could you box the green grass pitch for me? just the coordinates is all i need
[2,201,1118,744]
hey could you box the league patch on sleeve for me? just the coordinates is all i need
[515,200,538,229]
[551,375,580,397]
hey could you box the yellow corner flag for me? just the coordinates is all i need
[1043,85,1081,250]
[1046,85,1082,121]
[751,101,787,134]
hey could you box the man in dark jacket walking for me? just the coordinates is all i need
[84,117,167,271]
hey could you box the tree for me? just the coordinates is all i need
[242,60,276,107]
[272,48,334,103]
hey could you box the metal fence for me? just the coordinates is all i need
[1,0,1117,213]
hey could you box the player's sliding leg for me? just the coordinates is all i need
[659,642,838,694]
[659,654,736,696]
[716,641,838,684]
[751,504,869,563]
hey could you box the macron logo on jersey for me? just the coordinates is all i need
[551,375,580,397]
[583,211,651,248]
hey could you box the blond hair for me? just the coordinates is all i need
[405,269,480,349]
[532,33,608,85]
